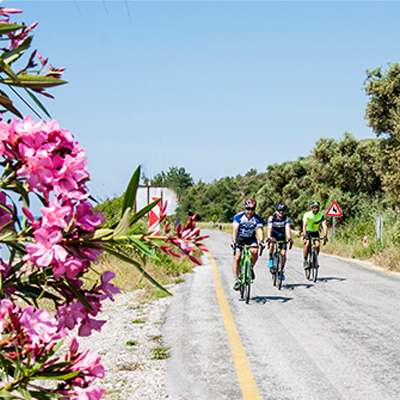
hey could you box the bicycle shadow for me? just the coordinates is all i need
[284,283,314,290]
[248,295,293,304]
[318,277,346,283]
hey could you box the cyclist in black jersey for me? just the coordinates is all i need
[266,203,293,280]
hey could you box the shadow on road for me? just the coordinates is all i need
[284,283,314,290]
[318,276,346,283]
[248,295,293,304]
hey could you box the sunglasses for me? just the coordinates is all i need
[245,207,255,211]
[311,206,319,210]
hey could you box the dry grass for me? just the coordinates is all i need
[88,252,197,301]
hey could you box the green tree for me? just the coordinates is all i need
[364,62,400,143]
[364,62,400,203]
[152,166,193,200]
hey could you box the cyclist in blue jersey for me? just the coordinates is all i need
[266,203,293,281]
[231,198,265,290]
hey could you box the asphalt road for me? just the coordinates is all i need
[163,229,400,400]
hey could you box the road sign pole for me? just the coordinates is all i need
[331,216,335,245]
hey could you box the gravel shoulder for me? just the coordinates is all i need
[72,287,177,400]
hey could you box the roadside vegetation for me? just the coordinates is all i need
[129,63,400,272]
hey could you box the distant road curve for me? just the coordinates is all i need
[163,229,400,400]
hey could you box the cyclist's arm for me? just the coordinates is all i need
[266,223,272,240]
[256,226,264,243]
[232,222,239,244]
[302,217,307,238]
[285,222,291,241]
[321,219,328,238]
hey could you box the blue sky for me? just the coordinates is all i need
[5,1,400,200]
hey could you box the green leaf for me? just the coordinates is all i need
[130,198,161,226]
[24,88,51,119]
[81,228,114,240]
[17,387,31,400]
[1,36,33,65]
[0,59,20,83]
[113,207,132,239]
[0,392,22,399]
[0,75,67,89]
[122,166,140,218]
[0,92,22,118]
[127,236,159,259]
[0,23,24,35]
[33,371,79,380]
[89,243,171,295]
[62,279,94,311]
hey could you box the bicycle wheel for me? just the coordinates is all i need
[312,249,319,282]
[240,262,245,299]
[272,254,278,286]
[244,260,251,304]
[276,254,283,290]
[305,250,311,280]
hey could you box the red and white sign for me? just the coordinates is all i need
[326,201,343,217]
[149,197,162,235]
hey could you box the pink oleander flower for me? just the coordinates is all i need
[57,302,87,331]
[41,196,71,230]
[76,202,104,231]
[61,256,87,280]
[17,149,56,193]
[72,349,104,381]
[79,246,102,263]
[0,8,22,17]
[96,271,120,301]
[0,299,15,333]
[62,386,105,400]
[53,179,90,201]
[25,228,68,267]
[19,306,62,343]
[56,152,89,189]
[0,191,12,228]
[78,316,106,337]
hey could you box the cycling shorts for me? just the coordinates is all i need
[271,232,287,249]
[305,231,320,240]
[235,235,258,253]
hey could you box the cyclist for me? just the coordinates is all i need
[266,203,293,280]
[231,198,265,290]
[303,200,328,269]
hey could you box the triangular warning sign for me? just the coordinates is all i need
[326,200,343,217]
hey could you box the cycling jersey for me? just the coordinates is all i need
[303,210,326,232]
[233,211,264,238]
[267,213,290,238]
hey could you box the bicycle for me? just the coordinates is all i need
[269,239,292,290]
[234,244,263,304]
[304,236,326,282]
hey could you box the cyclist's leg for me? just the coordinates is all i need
[248,235,259,266]
[268,239,275,269]
[232,249,242,277]
[303,234,310,267]
[314,238,321,255]
[232,237,244,290]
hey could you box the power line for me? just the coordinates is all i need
[125,0,132,25]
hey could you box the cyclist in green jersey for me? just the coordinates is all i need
[302,200,328,269]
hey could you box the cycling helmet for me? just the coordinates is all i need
[310,200,320,208]
[243,198,256,209]
[276,203,287,211]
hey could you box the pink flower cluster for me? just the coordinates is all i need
[0,116,103,279]
[0,299,104,400]
[0,116,119,336]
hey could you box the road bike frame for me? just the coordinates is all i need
[304,236,321,282]
[235,244,262,304]
[271,240,289,290]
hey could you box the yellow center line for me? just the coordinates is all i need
[207,252,262,400]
